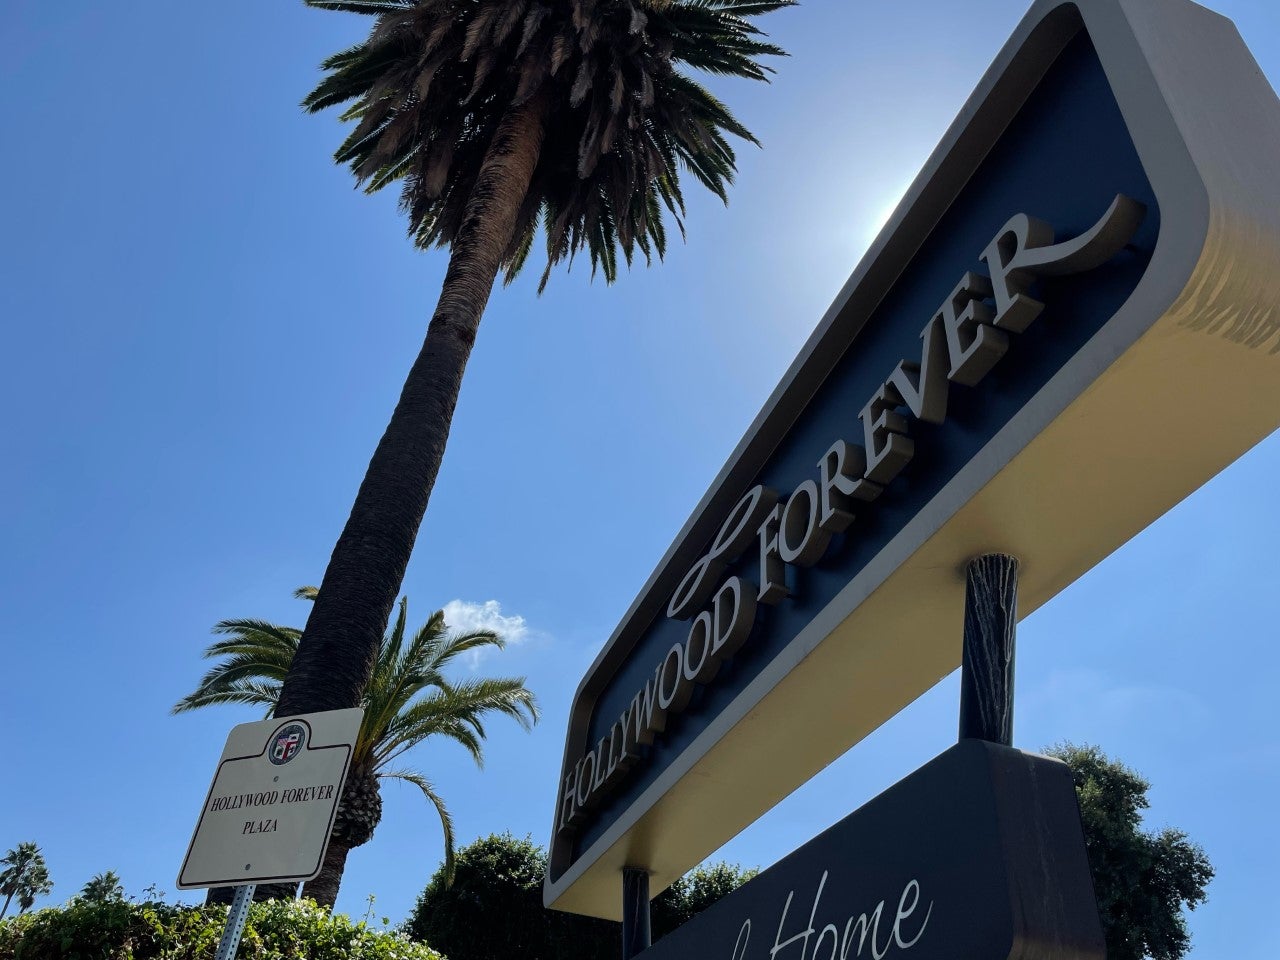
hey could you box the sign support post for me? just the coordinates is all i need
[959,554,1019,746]
[214,883,257,960]
[179,707,363,960]
[621,868,651,960]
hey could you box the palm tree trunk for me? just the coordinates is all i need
[205,881,297,906]
[256,882,301,901]
[205,887,233,907]
[274,88,552,719]
[301,838,352,909]
[1,890,14,919]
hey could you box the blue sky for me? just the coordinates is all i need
[2,0,1278,955]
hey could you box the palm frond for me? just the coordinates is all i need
[380,769,457,886]
[208,618,302,645]
[177,586,539,841]
[401,677,539,733]
[302,0,792,289]
[305,0,414,13]
[375,715,485,769]
[427,627,507,672]
[172,679,282,715]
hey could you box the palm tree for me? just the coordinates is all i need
[174,588,539,907]
[78,871,126,903]
[272,0,795,725]
[0,842,52,918]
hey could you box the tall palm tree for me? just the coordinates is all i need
[0,842,52,918]
[174,588,539,907]
[273,0,794,724]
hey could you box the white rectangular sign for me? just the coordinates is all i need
[178,708,363,889]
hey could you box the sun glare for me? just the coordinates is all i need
[861,185,912,251]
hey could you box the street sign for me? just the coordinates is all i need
[636,742,1103,960]
[548,0,1280,919]
[178,708,363,889]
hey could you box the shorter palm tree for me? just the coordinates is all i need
[0,842,52,917]
[78,871,126,903]
[174,588,538,907]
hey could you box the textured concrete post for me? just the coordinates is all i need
[959,554,1019,745]
[621,868,651,960]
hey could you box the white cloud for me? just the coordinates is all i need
[440,599,530,655]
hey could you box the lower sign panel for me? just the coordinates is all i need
[639,742,1102,960]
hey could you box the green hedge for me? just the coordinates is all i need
[406,834,756,960]
[0,897,444,960]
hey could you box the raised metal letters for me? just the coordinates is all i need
[556,196,1145,837]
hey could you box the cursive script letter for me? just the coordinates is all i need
[892,879,933,950]
[771,871,827,959]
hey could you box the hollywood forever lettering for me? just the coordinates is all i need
[207,783,339,836]
[557,194,1146,836]
[199,721,342,839]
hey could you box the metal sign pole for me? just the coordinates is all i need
[214,883,256,960]
[958,554,1019,746]
[621,868,651,960]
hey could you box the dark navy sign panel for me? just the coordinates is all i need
[550,0,1280,916]
[566,31,1158,868]
[637,743,1103,960]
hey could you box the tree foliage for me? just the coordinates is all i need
[269,0,796,734]
[77,871,126,905]
[405,750,1212,960]
[407,833,605,959]
[175,588,539,904]
[1049,743,1213,960]
[651,860,758,939]
[0,897,443,960]
[0,845,51,919]
[405,833,755,960]
[305,0,795,290]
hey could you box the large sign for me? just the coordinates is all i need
[635,743,1102,960]
[556,195,1143,834]
[547,0,1280,920]
[177,709,363,889]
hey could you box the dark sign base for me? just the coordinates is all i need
[637,742,1102,960]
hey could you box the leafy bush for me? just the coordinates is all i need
[407,834,615,960]
[651,862,758,938]
[1048,743,1213,960]
[405,833,754,960]
[0,896,444,960]
[78,872,126,905]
